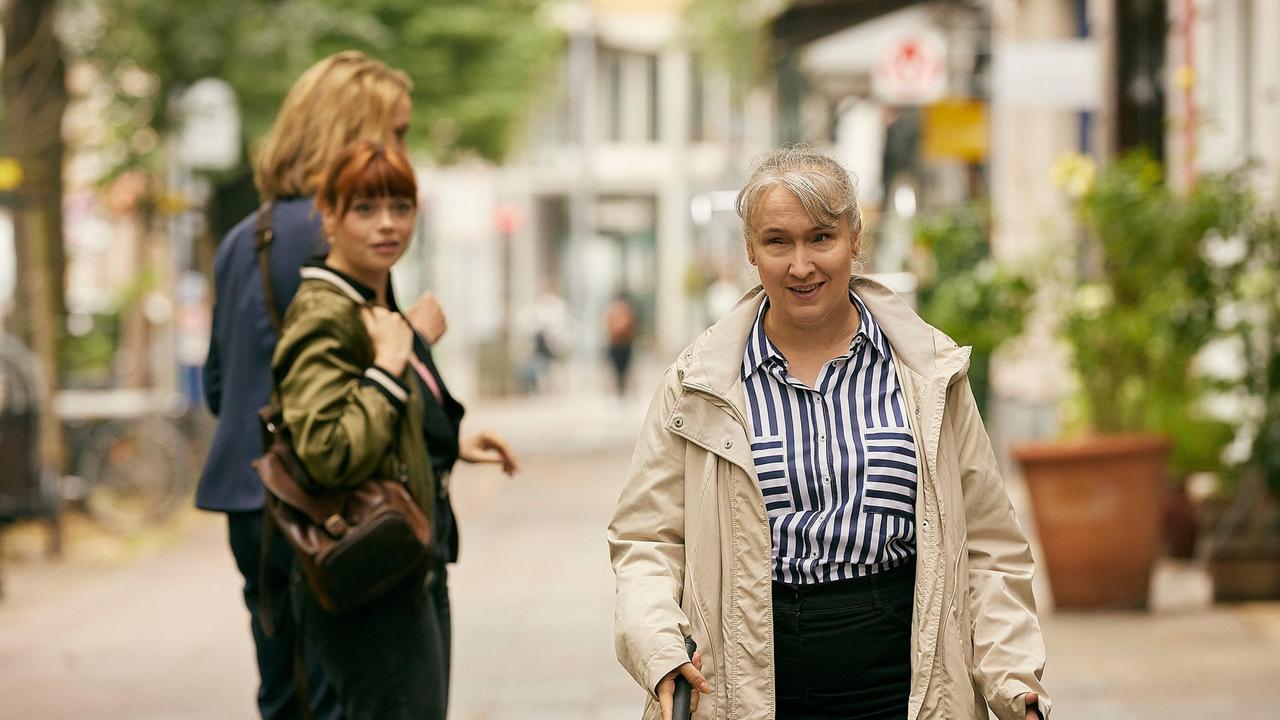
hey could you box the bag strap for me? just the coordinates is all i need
[257,511,285,638]
[256,201,281,334]
[259,507,315,720]
[257,408,349,527]
[254,202,317,720]
[293,614,314,720]
[262,455,345,529]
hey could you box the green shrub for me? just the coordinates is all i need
[912,204,1033,414]
[1064,152,1250,477]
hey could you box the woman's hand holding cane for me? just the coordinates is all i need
[657,648,709,720]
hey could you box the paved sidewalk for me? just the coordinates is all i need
[462,390,651,460]
[1043,602,1280,719]
[2,410,1279,719]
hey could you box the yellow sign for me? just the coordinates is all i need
[923,100,988,162]
[0,157,22,191]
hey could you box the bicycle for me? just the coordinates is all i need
[56,389,197,536]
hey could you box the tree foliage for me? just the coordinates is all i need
[683,0,783,97]
[911,204,1033,415]
[60,0,560,177]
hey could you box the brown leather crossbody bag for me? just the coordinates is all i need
[250,202,432,618]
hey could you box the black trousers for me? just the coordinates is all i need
[296,563,452,720]
[772,561,915,720]
[226,511,343,720]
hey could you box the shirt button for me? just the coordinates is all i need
[723,439,734,449]
[673,417,684,428]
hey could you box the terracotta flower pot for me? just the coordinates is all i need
[1012,434,1170,609]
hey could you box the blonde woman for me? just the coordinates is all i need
[199,52,444,719]
[609,147,1050,720]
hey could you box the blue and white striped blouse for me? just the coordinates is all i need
[743,292,918,585]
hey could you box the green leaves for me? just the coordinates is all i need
[1065,152,1253,475]
[683,0,779,98]
[63,0,559,178]
[912,204,1034,414]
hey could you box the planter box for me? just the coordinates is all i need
[1012,434,1170,609]
[1210,552,1280,601]
[1201,472,1280,602]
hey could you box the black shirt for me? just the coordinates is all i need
[409,333,465,478]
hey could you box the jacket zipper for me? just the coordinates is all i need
[678,379,760,718]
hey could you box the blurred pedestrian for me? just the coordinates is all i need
[198,51,444,720]
[609,147,1050,720]
[604,291,636,396]
[275,139,519,720]
[519,282,568,393]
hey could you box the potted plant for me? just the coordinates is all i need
[1013,153,1249,609]
[1201,210,1280,600]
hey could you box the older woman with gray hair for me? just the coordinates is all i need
[609,146,1050,720]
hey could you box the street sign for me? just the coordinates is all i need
[991,40,1101,109]
[0,158,22,191]
[873,30,947,106]
[923,100,988,161]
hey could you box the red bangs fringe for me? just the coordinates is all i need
[321,141,417,213]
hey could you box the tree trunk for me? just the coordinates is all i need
[3,0,70,474]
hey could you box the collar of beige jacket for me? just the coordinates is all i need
[677,275,971,400]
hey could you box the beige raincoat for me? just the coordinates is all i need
[609,277,1051,720]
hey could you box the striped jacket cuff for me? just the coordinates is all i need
[362,365,409,413]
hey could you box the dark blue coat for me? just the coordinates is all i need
[198,198,325,512]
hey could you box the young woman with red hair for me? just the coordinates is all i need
[272,139,518,719]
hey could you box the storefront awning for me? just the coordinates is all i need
[772,0,932,50]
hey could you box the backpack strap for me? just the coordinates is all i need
[255,202,281,334]
[252,203,310,720]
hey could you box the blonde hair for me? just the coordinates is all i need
[735,146,863,244]
[254,51,412,200]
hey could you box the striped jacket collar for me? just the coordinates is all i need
[299,258,399,310]
[741,290,893,380]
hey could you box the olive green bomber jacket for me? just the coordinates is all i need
[270,268,435,521]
